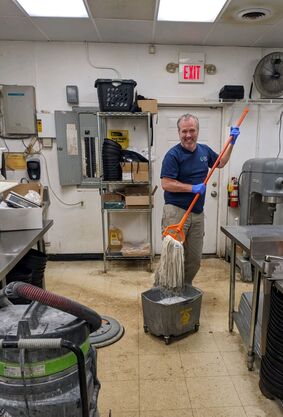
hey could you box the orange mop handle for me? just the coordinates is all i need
[165,106,249,237]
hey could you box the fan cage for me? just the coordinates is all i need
[253,52,283,98]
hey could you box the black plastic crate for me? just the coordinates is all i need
[95,79,137,111]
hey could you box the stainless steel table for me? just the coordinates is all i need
[221,225,283,370]
[0,220,53,286]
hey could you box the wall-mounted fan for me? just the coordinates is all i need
[253,52,283,98]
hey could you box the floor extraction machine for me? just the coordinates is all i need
[0,281,101,417]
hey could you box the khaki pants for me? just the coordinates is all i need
[161,204,205,285]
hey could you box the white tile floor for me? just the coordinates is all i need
[45,258,283,417]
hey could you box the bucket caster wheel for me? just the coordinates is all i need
[195,324,200,332]
[164,336,170,345]
[143,325,149,333]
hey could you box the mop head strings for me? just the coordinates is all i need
[154,235,185,291]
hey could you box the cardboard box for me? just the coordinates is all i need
[125,194,150,206]
[124,185,157,207]
[137,99,158,114]
[121,162,149,183]
[3,182,43,206]
[0,207,43,231]
[102,193,123,202]
[121,162,132,181]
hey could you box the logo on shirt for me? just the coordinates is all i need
[200,156,208,162]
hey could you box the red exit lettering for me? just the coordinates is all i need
[183,65,201,80]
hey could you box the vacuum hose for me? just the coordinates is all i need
[4,282,102,332]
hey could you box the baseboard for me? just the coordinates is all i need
[47,253,218,262]
[47,253,103,261]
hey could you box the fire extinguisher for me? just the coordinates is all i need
[227,177,239,208]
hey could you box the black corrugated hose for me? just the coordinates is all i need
[4,282,102,332]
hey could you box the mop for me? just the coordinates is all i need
[154,107,249,291]
[154,235,184,290]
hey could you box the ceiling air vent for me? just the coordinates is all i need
[236,8,272,22]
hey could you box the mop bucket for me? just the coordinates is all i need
[141,285,203,344]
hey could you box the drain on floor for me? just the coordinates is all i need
[89,315,124,348]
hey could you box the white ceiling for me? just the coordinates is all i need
[1,0,283,47]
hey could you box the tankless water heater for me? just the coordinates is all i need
[0,85,37,135]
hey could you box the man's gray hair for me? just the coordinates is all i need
[177,114,199,131]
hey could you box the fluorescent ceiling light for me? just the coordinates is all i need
[157,0,227,22]
[16,0,88,18]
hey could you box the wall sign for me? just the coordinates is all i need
[179,52,205,83]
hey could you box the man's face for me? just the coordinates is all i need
[178,118,199,152]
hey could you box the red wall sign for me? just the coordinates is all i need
[183,65,201,80]
[178,53,205,83]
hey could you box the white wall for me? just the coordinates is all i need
[0,41,282,254]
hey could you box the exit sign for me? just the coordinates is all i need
[179,52,205,83]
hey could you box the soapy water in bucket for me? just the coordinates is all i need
[158,295,187,305]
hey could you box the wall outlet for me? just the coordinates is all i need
[42,137,53,148]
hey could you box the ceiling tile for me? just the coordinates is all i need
[0,0,26,17]
[0,0,281,47]
[32,18,100,42]
[218,0,283,24]
[253,20,283,47]
[95,19,153,43]
[87,0,156,20]
[154,22,212,45]
[0,17,47,40]
[206,23,273,46]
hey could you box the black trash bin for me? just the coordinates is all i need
[21,249,48,289]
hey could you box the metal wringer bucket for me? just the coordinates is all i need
[141,285,203,345]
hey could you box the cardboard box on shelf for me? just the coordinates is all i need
[0,207,43,231]
[121,162,149,183]
[102,193,123,202]
[121,162,132,181]
[123,185,157,207]
[125,194,150,206]
[137,99,158,114]
[3,182,43,206]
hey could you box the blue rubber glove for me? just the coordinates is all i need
[192,183,206,195]
[230,126,240,145]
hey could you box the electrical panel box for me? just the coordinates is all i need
[0,85,37,135]
[55,108,100,187]
[78,112,100,185]
[55,110,82,186]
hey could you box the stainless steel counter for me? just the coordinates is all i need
[221,225,283,253]
[0,220,53,284]
[221,225,283,370]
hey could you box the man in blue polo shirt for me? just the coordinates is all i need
[160,113,239,286]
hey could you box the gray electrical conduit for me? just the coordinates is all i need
[3,282,102,333]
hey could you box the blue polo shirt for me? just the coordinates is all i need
[160,143,218,213]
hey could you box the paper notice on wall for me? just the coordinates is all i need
[66,124,78,155]
[4,153,26,170]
